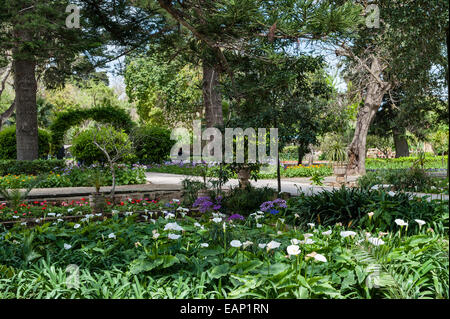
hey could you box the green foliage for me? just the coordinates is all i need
[280,146,298,161]
[0,204,447,299]
[0,126,50,160]
[366,156,448,170]
[125,54,202,126]
[429,128,449,155]
[221,185,277,216]
[0,165,146,190]
[0,159,65,176]
[181,178,206,207]
[49,106,135,153]
[71,127,135,165]
[286,187,448,234]
[358,169,448,194]
[131,126,174,164]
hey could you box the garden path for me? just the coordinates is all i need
[145,172,449,201]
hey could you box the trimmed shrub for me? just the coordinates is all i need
[49,106,135,152]
[71,126,135,165]
[132,126,174,164]
[0,125,51,160]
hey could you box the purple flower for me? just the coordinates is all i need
[260,198,287,212]
[193,196,222,214]
[227,214,245,221]
[269,209,279,215]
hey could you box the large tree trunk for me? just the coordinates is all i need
[297,145,307,165]
[393,128,409,158]
[13,58,38,160]
[347,57,389,175]
[202,63,223,128]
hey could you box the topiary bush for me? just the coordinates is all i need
[71,126,135,165]
[131,125,174,164]
[49,106,135,153]
[0,125,51,160]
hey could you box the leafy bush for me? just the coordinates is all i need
[181,178,205,206]
[131,125,174,164]
[0,159,65,176]
[0,126,51,160]
[286,187,448,234]
[49,106,135,152]
[258,164,332,179]
[366,156,448,169]
[221,185,277,216]
[0,164,146,189]
[71,127,135,165]
[280,145,298,161]
[358,168,445,193]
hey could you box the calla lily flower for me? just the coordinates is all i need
[287,245,301,256]
[230,240,242,248]
[266,240,281,250]
[367,237,385,246]
[164,222,184,231]
[340,231,357,238]
[415,219,426,226]
[168,233,181,240]
[394,219,408,227]
[243,241,253,249]
[306,252,327,262]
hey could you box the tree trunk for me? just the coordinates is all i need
[393,128,409,158]
[347,57,388,175]
[0,102,15,131]
[202,63,223,128]
[13,58,38,160]
[297,145,306,165]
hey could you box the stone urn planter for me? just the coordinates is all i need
[237,166,251,189]
[333,164,347,184]
[89,193,106,213]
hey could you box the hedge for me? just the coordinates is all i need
[0,126,51,160]
[0,159,65,176]
[49,106,135,153]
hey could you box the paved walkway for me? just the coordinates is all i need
[145,172,449,201]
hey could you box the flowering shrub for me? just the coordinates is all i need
[260,198,287,215]
[0,164,146,189]
[193,196,222,213]
[0,197,161,221]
